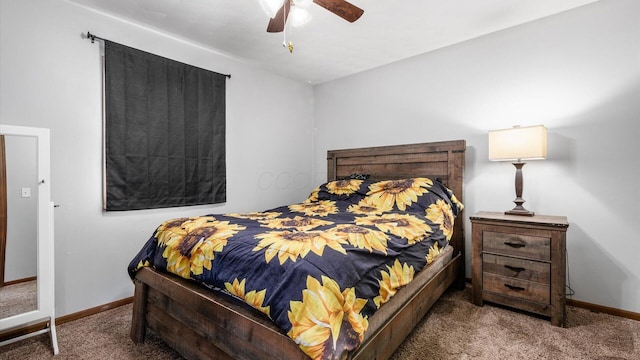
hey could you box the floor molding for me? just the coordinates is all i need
[566,298,640,321]
[0,297,133,342]
[2,276,37,287]
[3,286,639,344]
[57,297,133,325]
[465,277,639,322]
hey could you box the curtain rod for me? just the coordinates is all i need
[85,32,232,79]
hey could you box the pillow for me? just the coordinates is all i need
[358,177,434,212]
[305,178,373,203]
[356,177,463,216]
[306,177,464,217]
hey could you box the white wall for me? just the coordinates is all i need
[3,136,38,282]
[0,0,315,317]
[314,0,640,313]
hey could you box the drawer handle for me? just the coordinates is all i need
[504,265,526,274]
[504,241,526,249]
[504,284,526,292]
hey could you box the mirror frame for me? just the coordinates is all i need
[0,125,58,354]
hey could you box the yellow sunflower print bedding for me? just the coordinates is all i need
[128,177,463,359]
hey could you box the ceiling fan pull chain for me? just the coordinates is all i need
[283,2,294,53]
[287,24,294,53]
[282,28,286,48]
[282,0,287,48]
[283,29,293,53]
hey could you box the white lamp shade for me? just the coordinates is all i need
[488,125,547,161]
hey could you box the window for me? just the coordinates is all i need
[103,41,227,211]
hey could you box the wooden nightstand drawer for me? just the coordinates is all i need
[471,212,568,327]
[483,230,550,261]
[483,273,550,304]
[482,254,550,284]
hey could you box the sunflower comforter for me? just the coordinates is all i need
[128,177,463,360]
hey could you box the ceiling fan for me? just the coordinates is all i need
[265,0,364,33]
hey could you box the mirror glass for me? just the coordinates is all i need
[0,134,38,320]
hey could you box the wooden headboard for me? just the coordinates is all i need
[327,140,466,282]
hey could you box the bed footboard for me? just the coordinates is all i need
[131,252,461,360]
[131,266,308,360]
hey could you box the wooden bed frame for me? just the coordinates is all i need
[131,140,466,360]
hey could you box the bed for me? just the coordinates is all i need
[129,140,466,360]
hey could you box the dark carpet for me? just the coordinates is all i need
[1,285,638,359]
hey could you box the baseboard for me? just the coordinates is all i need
[2,276,37,287]
[465,277,639,322]
[566,298,640,322]
[3,286,639,344]
[0,296,133,342]
[56,297,133,324]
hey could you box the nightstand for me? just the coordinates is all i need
[470,211,569,327]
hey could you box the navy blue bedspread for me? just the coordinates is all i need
[128,178,463,359]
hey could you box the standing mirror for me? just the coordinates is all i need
[1,133,37,317]
[0,125,58,355]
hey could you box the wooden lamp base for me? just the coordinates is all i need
[506,162,535,216]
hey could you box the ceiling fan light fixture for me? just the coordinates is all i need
[259,0,283,18]
[264,0,363,33]
[290,7,312,27]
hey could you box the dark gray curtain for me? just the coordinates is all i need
[104,40,226,211]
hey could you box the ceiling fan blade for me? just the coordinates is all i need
[313,0,364,23]
[267,0,291,33]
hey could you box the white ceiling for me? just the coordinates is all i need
[68,0,600,84]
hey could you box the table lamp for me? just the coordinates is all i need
[489,125,547,216]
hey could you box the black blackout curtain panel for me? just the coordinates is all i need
[104,40,226,211]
